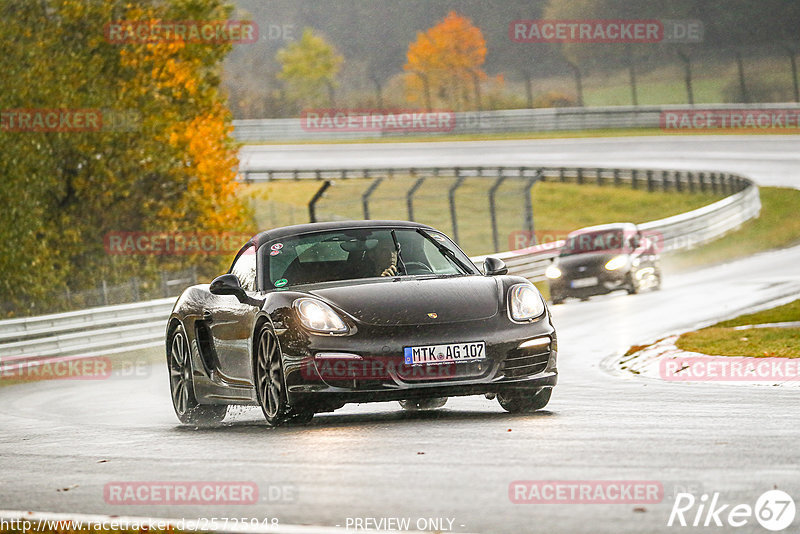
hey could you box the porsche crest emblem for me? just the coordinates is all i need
[427,313,438,319]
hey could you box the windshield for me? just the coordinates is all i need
[560,229,631,257]
[262,228,477,288]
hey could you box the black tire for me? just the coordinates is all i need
[626,271,640,295]
[254,326,314,426]
[497,388,552,413]
[399,397,448,411]
[168,325,228,425]
[653,271,663,290]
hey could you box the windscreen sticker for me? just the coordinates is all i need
[432,234,446,241]
[274,278,288,288]
[271,243,283,251]
[270,249,281,256]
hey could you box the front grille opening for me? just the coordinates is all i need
[502,344,551,378]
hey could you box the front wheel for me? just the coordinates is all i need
[255,326,314,426]
[168,325,228,425]
[626,271,640,294]
[497,388,552,413]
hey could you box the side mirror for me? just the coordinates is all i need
[210,274,247,303]
[483,257,508,276]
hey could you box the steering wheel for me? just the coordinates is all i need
[403,261,434,275]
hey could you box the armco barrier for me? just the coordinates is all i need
[232,103,800,142]
[0,167,759,364]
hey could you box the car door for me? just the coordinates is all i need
[205,244,261,383]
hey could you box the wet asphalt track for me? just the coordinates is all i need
[1,136,799,533]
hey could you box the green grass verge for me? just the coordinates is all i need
[676,299,800,358]
[664,187,800,272]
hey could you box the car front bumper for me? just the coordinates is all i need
[279,313,558,406]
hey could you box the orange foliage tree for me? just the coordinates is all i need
[0,0,253,313]
[403,12,493,111]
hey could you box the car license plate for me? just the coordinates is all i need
[404,342,485,365]
[571,277,598,288]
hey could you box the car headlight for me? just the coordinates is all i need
[605,255,628,271]
[545,264,562,279]
[294,298,348,334]
[508,284,546,322]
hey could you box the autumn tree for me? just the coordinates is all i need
[276,28,344,108]
[404,12,493,111]
[0,0,253,315]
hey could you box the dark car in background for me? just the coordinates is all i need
[167,220,558,426]
[546,223,661,304]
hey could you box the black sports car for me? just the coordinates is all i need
[546,222,662,304]
[166,220,557,425]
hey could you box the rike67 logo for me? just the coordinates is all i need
[668,490,796,531]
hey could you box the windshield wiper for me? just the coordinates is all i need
[390,230,407,275]
[416,229,471,274]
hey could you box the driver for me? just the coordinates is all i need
[366,239,399,277]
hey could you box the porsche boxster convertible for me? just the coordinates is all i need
[166,220,558,425]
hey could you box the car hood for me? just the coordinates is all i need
[557,252,621,271]
[307,276,501,326]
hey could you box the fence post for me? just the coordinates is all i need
[362,176,384,220]
[632,169,638,190]
[699,172,706,193]
[101,279,109,305]
[489,170,510,252]
[675,171,683,193]
[596,168,603,186]
[559,167,566,182]
[646,170,654,192]
[131,277,140,301]
[406,175,426,221]
[160,271,169,298]
[688,172,695,193]
[661,170,669,191]
[449,169,466,243]
[523,170,542,242]
[577,168,584,185]
[613,168,620,187]
[308,180,332,223]
[711,173,718,194]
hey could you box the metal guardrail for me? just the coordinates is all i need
[232,103,800,142]
[0,167,760,367]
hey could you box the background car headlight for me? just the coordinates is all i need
[605,255,628,271]
[509,284,546,321]
[545,264,562,279]
[295,298,348,334]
